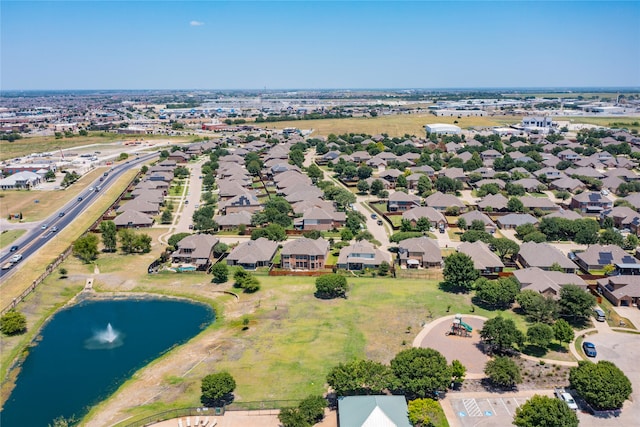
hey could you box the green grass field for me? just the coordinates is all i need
[0,229,26,249]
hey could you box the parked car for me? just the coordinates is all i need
[377,219,383,225]
[583,341,597,357]
[594,308,606,322]
[371,213,377,219]
[555,389,578,410]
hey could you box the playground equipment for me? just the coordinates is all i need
[446,314,473,337]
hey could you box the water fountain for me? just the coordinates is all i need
[85,323,123,349]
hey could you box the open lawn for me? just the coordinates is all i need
[259,114,522,137]
[0,134,191,161]
[0,229,26,249]
[554,116,640,131]
[0,167,108,222]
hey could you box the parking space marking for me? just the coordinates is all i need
[463,398,482,417]
[500,398,512,416]
[486,399,496,417]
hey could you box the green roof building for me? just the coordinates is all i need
[338,395,411,427]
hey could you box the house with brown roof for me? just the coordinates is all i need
[517,242,578,273]
[520,196,559,212]
[213,211,253,230]
[513,267,588,299]
[597,276,640,307]
[424,191,466,211]
[387,191,421,212]
[570,191,613,213]
[457,241,504,275]
[496,213,538,230]
[602,206,640,230]
[337,241,391,271]
[397,237,442,268]
[512,178,544,193]
[549,177,586,193]
[477,194,509,212]
[171,234,219,270]
[168,150,190,163]
[459,210,497,233]
[117,198,161,215]
[113,210,155,228]
[281,238,330,270]
[220,192,262,214]
[226,238,278,270]
[402,207,446,229]
[575,244,638,271]
[296,207,346,231]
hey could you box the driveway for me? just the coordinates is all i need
[172,159,205,235]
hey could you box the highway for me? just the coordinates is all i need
[0,151,159,281]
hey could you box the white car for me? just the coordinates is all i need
[41,223,48,230]
[559,392,578,410]
[10,254,22,263]
[89,187,94,191]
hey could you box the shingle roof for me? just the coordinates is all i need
[576,244,637,267]
[226,237,278,264]
[458,241,504,270]
[514,267,588,297]
[281,238,330,256]
[519,242,577,270]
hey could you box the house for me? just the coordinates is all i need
[397,237,442,268]
[113,210,154,228]
[117,198,161,215]
[424,191,465,211]
[281,238,330,270]
[570,192,614,213]
[457,241,504,275]
[575,244,637,271]
[543,209,583,221]
[338,395,411,427]
[0,171,41,190]
[517,242,578,273]
[624,193,640,211]
[402,206,446,229]
[440,167,467,182]
[602,206,640,230]
[477,194,509,212]
[220,192,262,215]
[387,191,421,212]
[351,151,372,162]
[481,149,503,161]
[168,150,190,163]
[513,267,588,298]
[496,213,538,230]
[296,207,346,231]
[337,241,391,271]
[171,234,219,270]
[519,196,559,212]
[558,149,580,162]
[459,210,497,233]
[379,169,404,186]
[226,238,278,270]
[213,211,253,230]
[535,167,564,180]
[512,178,543,193]
[597,276,640,306]
[549,177,586,193]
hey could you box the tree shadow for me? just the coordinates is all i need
[522,344,549,358]
[201,392,234,408]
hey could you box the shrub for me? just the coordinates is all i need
[0,310,27,336]
[315,274,348,299]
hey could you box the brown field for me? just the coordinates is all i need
[555,116,640,131]
[259,114,522,137]
[0,169,138,310]
[0,167,108,222]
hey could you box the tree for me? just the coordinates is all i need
[599,228,624,246]
[99,220,117,252]
[507,197,525,213]
[278,408,310,427]
[450,359,466,387]
[161,209,172,224]
[513,394,578,427]
[396,174,408,188]
[378,261,390,276]
[211,263,228,283]
[297,395,326,425]
[168,232,190,248]
[370,179,384,195]
[0,310,27,335]
[341,228,353,241]
[442,252,479,293]
[570,360,632,410]
[315,274,348,299]
[213,242,228,256]
[390,347,452,399]
[417,175,432,196]
[44,169,56,181]
[475,277,519,309]
[484,356,522,388]
[73,234,99,263]
[201,371,236,406]
[251,223,287,241]
[356,179,370,194]
[307,164,324,183]
[457,218,467,230]
[559,284,596,320]
[491,238,519,260]
[553,319,574,344]
[516,291,559,324]
[327,359,395,396]
[623,234,639,250]
[480,316,524,354]
[407,398,447,427]
[526,323,555,348]
[59,267,68,278]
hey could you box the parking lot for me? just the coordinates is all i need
[447,395,541,427]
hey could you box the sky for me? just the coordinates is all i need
[1,1,639,90]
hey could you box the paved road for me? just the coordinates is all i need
[0,152,159,281]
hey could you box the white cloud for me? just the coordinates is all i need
[190,20,204,27]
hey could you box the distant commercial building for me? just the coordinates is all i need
[433,109,486,117]
[522,116,553,128]
[425,123,461,135]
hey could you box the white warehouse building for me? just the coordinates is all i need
[425,123,461,135]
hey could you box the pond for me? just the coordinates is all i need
[1,298,215,426]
